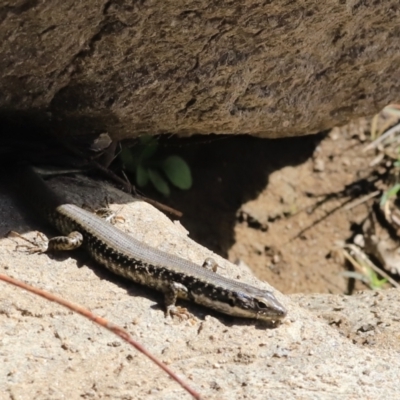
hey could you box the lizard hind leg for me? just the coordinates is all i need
[9,230,84,253]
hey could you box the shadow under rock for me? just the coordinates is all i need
[153,133,327,258]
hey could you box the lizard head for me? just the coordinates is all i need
[231,290,287,322]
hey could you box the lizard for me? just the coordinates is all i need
[9,165,287,323]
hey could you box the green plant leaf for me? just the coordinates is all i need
[139,135,159,161]
[162,155,192,190]
[380,183,400,206]
[120,147,137,173]
[367,268,387,290]
[371,277,387,290]
[136,164,149,187]
[148,168,170,196]
[139,134,154,145]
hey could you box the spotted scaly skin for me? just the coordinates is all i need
[15,166,287,322]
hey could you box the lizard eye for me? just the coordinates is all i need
[255,300,268,309]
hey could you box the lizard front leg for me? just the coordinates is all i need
[163,282,193,319]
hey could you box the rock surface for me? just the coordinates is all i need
[1,1,399,138]
[1,174,400,399]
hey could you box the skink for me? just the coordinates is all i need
[11,166,287,322]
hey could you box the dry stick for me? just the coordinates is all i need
[286,197,355,244]
[363,122,400,152]
[52,136,183,218]
[343,190,381,211]
[0,273,202,400]
[92,161,183,218]
[343,245,400,289]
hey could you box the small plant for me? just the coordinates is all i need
[120,135,192,196]
[380,149,400,207]
[367,268,388,290]
[342,270,387,290]
[380,183,400,207]
[342,245,388,290]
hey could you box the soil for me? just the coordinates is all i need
[148,118,380,296]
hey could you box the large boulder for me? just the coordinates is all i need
[1,1,399,138]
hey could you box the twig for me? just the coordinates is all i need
[343,245,400,288]
[0,272,202,400]
[363,123,400,152]
[45,136,183,219]
[286,197,354,243]
[343,190,380,211]
[92,161,183,218]
[91,160,134,193]
[136,194,183,218]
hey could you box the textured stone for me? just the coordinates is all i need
[2,174,400,399]
[0,1,399,138]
